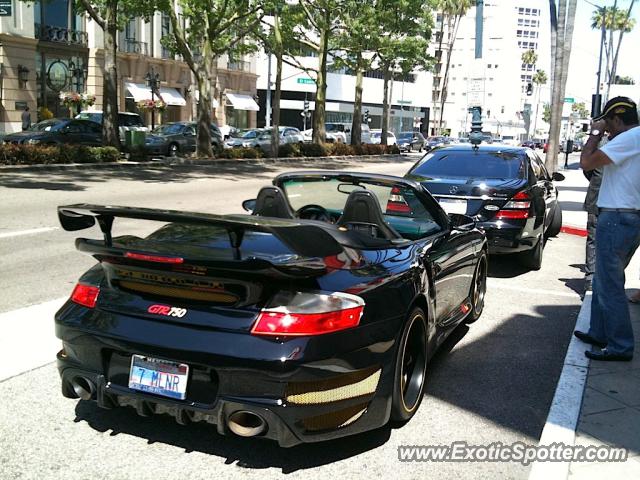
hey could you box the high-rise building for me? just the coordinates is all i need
[430,0,550,140]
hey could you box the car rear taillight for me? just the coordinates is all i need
[251,291,365,336]
[495,191,531,220]
[386,186,411,214]
[70,283,100,308]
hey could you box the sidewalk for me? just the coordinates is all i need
[530,152,640,479]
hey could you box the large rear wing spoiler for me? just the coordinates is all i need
[57,204,344,260]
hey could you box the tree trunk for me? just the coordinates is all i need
[312,21,329,144]
[549,0,557,89]
[381,64,391,146]
[432,12,446,135]
[102,0,120,148]
[546,0,567,172]
[270,12,283,158]
[351,62,363,146]
[195,45,213,157]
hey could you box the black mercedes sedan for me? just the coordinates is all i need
[3,118,102,146]
[406,145,564,270]
[55,171,487,447]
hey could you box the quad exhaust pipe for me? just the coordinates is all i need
[227,411,267,437]
[70,376,95,400]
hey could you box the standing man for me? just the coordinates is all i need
[582,167,602,293]
[21,106,31,131]
[574,96,640,361]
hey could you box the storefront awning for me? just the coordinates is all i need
[225,92,259,111]
[125,82,187,106]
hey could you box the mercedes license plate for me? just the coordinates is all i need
[128,355,189,400]
[438,198,468,215]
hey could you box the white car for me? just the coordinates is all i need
[370,129,397,146]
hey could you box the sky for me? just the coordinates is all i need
[564,0,640,106]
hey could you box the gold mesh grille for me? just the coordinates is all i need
[118,281,238,304]
[285,367,381,405]
[301,403,368,432]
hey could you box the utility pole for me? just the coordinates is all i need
[475,0,484,59]
[265,51,272,127]
[594,5,606,117]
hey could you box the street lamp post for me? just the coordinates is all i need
[69,60,88,115]
[145,67,161,129]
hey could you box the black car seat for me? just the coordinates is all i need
[252,186,295,219]
[337,190,402,240]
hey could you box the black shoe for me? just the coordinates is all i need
[574,330,607,348]
[585,348,633,362]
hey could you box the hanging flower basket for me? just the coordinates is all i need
[59,92,96,109]
[137,99,166,112]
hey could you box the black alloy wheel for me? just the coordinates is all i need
[466,253,488,324]
[391,308,428,422]
[522,235,544,271]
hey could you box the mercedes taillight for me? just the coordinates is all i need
[495,191,531,220]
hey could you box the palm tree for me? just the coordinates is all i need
[608,1,636,101]
[532,69,547,138]
[432,0,473,135]
[521,49,538,68]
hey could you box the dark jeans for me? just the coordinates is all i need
[585,213,598,286]
[589,211,640,355]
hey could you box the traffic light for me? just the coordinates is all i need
[526,83,533,96]
[469,106,482,146]
[363,109,370,123]
[303,99,310,116]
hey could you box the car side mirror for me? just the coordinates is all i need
[448,213,476,231]
[242,199,256,213]
[552,172,565,181]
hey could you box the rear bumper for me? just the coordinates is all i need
[477,218,541,254]
[55,306,396,447]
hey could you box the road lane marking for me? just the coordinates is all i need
[487,279,581,299]
[0,227,58,239]
[0,297,67,382]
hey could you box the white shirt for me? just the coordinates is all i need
[597,125,640,209]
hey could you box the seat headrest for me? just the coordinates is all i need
[338,190,401,240]
[252,186,295,219]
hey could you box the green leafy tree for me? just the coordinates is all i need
[278,0,347,144]
[521,49,538,67]
[374,0,434,144]
[332,0,379,145]
[158,0,262,157]
[543,103,551,124]
[74,0,156,147]
[613,74,635,85]
[571,102,589,119]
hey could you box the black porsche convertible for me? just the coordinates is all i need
[55,171,487,447]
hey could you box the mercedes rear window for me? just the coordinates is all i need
[411,150,526,179]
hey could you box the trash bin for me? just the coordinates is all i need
[131,130,146,147]
[124,130,133,148]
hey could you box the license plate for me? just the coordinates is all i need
[128,355,189,400]
[438,198,468,214]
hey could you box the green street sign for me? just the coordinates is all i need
[0,0,12,16]
[397,100,412,105]
[564,97,575,103]
[297,78,315,85]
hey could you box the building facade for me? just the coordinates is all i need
[254,50,434,134]
[0,1,258,134]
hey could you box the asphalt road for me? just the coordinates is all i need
[0,155,585,479]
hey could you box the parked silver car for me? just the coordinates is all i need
[256,127,304,153]
[224,128,262,148]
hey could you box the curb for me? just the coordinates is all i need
[0,154,409,173]
[528,293,591,480]
[560,225,588,237]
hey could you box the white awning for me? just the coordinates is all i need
[124,82,187,106]
[225,92,259,111]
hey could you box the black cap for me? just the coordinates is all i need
[593,96,637,121]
